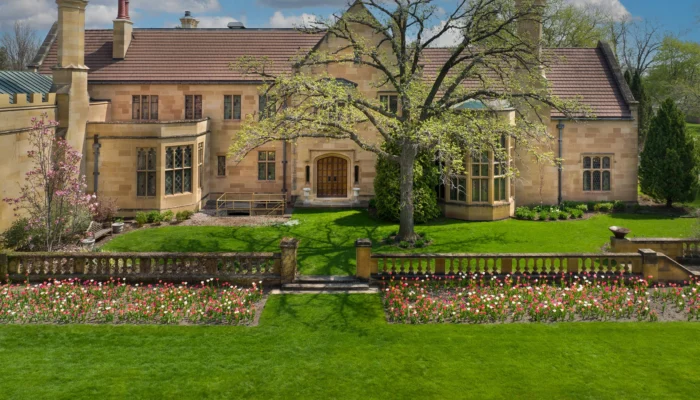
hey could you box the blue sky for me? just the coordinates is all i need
[0,0,697,42]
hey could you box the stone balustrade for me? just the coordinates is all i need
[0,238,299,285]
[610,237,700,259]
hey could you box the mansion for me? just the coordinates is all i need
[0,0,639,232]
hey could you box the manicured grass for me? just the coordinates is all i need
[0,294,699,399]
[687,123,700,138]
[103,209,695,275]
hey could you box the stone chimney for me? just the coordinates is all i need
[53,0,90,156]
[515,0,545,75]
[180,11,199,29]
[113,0,133,59]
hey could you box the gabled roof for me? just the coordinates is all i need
[37,29,325,83]
[0,71,53,103]
[35,28,634,119]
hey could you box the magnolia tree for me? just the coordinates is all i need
[229,0,583,242]
[3,115,95,251]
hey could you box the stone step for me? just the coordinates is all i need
[295,275,360,283]
[282,282,370,291]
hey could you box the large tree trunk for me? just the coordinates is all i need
[398,144,419,242]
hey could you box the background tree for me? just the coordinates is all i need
[625,70,653,152]
[646,37,700,120]
[229,0,582,242]
[2,115,94,251]
[1,21,39,71]
[0,47,8,70]
[639,99,698,207]
[542,0,607,48]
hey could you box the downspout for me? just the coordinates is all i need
[92,135,101,193]
[282,140,288,199]
[557,122,565,205]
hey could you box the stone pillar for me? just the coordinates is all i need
[639,249,659,283]
[567,257,579,274]
[434,258,446,275]
[500,258,512,275]
[355,238,372,280]
[0,252,8,283]
[279,237,299,284]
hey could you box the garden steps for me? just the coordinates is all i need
[275,276,378,294]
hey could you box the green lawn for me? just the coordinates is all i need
[687,122,700,137]
[102,209,696,275]
[0,294,698,399]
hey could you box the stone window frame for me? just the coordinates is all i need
[493,135,509,202]
[198,143,204,189]
[449,176,467,202]
[217,155,227,177]
[224,94,242,120]
[185,95,203,120]
[258,151,276,181]
[258,95,276,121]
[582,154,613,192]
[165,145,193,195]
[471,151,490,203]
[379,94,399,114]
[132,95,159,121]
[136,147,157,197]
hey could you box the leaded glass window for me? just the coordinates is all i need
[137,148,156,197]
[217,155,226,176]
[132,95,158,120]
[185,95,203,119]
[165,145,193,194]
[583,154,612,192]
[449,177,467,202]
[471,151,489,202]
[198,143,204,189]
[380,94,399,114]
[258,151,275,180]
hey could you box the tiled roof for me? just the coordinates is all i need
[0,71,53,103]
[38,29,326,82]
[37,29,633,119]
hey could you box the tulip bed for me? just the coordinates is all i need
[382,274,700,324]
[0,279,263,325]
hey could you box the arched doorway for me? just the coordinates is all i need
[317,156,347,198]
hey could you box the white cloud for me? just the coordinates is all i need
[268,11,318,28]
[566,0,630,21]
[137,0,221,13]
[193,16,245,28]
[424,21,462,48]
[85,5,120,29]
[258,0,347,9]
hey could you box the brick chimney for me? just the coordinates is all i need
[180,11,199,29]
[113,0,133,59]
[53,0,90,158]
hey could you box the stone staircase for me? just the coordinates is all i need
[272,275,378,294]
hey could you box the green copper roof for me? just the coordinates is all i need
[0,71,53,103]
[453,99,488,110]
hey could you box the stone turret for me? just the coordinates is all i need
[53,0,90,155]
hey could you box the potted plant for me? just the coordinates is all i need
[112,218,125,234]
[80,232,95,250]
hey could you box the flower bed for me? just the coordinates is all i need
[0,279,263,325]
[382,274,700,324]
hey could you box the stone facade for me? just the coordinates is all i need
[0,0,640,232]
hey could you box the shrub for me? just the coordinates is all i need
[373,144,440,224]
[586,201,597,211]
[0,218,34,250]
[175,210,194,222]
[576,204,588,212]
[161,210,174,222]
[515,207,534,220]
[594,202,614,212]
[146,210,160,223]
[558,212,569,220]
[569,209,584,219]
[538,210,548,221]
[368,198,377,209]
[135,212,148,226]
[414,239,425,248]
[613,200,626,212]
[549,211,560,220]
[151,213,164,224]
[632,203,642,213]
[91,197,119,223]
[398,241,410,249]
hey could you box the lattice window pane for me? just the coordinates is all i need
[137,148,146,170]
[147,172,156,196]
[450,178,458,200]
[151,96,159,120]
[258,152,266,161]
[137,172,146,196]
[132,96,140,120]
[194,95,203,119]
[458,178,466,202]
[472,179,480,202]
[165,171,173,195]
[267,163,275,180]
[593,171,601,190]
[583,171,591,191]
[184,146,192,167]
[258,163,266,180]
[185,95,193,119]
[174,170,183,193]
[166,148,173,169]
[593,157,601,169]
[142,95,149,120]
[602,171,611,191]
[603,157,610,169]
[224,95,232,120]
[480,163,488,177]
[218,156,226,176]
[233,95,241,119]
[175,147,183,168]
[500,177,506,200]
[472,164,480,176]
[583,157,591,169]
[481,179,489,201]
[147,149,156,170]
[184,168,192,192]
[267,151,276,161]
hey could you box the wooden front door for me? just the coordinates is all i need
[317,156,347,198]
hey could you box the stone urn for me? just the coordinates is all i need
[609,226,631,239]
[303,187,311,205]
[112,221,125,234]
[80,237,96,251]
[353,187,360,202]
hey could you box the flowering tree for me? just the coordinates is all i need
[230,0,584,242]
[3,115,95,251]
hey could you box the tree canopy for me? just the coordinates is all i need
[229,0,583,241]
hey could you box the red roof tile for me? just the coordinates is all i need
[38,29,632,119]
